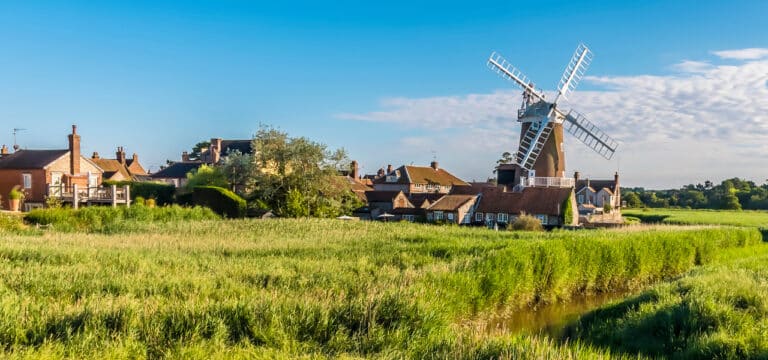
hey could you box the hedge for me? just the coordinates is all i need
[192,186,247,218]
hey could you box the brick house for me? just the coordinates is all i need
[195,138,253,164]
[0,126,105,210]
[372,161,469,194]
[150,161,204,188]
[574,172,621,213]
[473,186,578,228]
[425,194,479,224]
[90,147,147,182]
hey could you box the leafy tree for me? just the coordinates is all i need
[188,141,211,161]
[248,125,357,217]
[561,195,574,225]
[623,192,643,208]
[219,150,254,195]
[493,151,515,173]
[184,165,228,191]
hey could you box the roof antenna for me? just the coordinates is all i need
[12,128,26,151]
[431,150,437,161]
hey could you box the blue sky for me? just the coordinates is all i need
[0,1,767,187]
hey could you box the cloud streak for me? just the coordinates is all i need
[338,49,768,188]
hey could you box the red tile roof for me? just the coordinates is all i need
[374,165,468,186]
[427,195,477,211]
[476,187,573,215]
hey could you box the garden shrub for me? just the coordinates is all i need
[192,186,247,218]
[509,214,543,231]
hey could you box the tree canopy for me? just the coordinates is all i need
[622,178,768,210]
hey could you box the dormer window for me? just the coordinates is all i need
[386,175,397,183]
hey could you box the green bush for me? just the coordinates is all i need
[192,186,246,218]
[103,181,176,205]
[509,214,543,231]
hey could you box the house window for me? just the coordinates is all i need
[485,213,495,222]
[434,211,444,220]
[577,194,584,203]
[535,214,547,225]
[475,212,483,222]
[22,173,32,189]
[497,213,508,223]
[447,213,454,221]
[403,215,415,222]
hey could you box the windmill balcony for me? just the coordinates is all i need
[522,177,575,188]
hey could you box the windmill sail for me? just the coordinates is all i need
[562,110,618,159]
[487,52,546,102]
[516,119,554,170]
[556,44,592,102]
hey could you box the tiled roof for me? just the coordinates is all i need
[91,158,131,179]
[364,190,404,203]
[476,187,573,215]
[390,207,425,215]
[450,182,495,195]
[427,195,477,211]
[374,165,468,186]
[576,180,617,194]
[150,162,203,179]
[0,150,68,169]
[407,193,446,208]
[126,159,147,175]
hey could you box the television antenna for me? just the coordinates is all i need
[12,128,26,151]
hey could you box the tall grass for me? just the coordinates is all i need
[0,218,761,358]
[624,208,768,228]
[23,205,219,233]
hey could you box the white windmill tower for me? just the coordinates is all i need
[487,44,618,187]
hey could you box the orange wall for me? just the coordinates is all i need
[0,169,46,209]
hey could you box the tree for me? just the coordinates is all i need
[219,150,254,195]
[623,192,643,208]
[493,151,514,173]
[184,165,228,191]
[561,195,574,225]
[248,125,356,217]
[188,141,211,161]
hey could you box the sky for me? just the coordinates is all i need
[0,0,766,189]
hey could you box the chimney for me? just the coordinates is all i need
[210,138,222,163]
[386,164,393,174]
[116,146,126,164]
[182,151,190,162]
[92,152,100,159]
[68,125,81,175]
[351,160,359,179]
[430,161,439,171]
[574,171,580,182]
[0,144,7,155]
[614,171,619,183]
[377,168,385,177]
[132,153,138,163]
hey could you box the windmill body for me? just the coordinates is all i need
[487,44,618,188]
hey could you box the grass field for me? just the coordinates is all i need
[624,208,768,228]
[0,211,764,358]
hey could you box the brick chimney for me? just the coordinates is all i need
[430,161,439,171]
[181,151,190,162]
[116,147,126,164]
[210,138,222,164]
[92,152,100,159]
[132,153,138,163]
[351,160,359,179]
[574,171,580,182]
[0,144,8,156]
[386,164,393,174]
[614,171,620,184]
[68,125,81,175]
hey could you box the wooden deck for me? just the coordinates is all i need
[47,184,131,208]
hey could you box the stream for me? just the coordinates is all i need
[480,289,644,337]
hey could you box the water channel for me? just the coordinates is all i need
[478,288,646,338]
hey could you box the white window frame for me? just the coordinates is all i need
[485,213,495,222]
[22,173,32,189]
[535,214,547,225]
[403,214,415,222]
[447,213,454,221]
[475,212,483,222]
[497,213,508,223]
[434,211,444,220]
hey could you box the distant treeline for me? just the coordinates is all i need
[622,178,768,210]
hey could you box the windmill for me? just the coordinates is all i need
[487,44,618,183]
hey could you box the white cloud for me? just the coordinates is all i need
[713,48,768,60]
[338,49,768,188]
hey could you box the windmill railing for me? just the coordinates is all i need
[522,177,575,188]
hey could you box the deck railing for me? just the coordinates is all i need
[46,184,130,207]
